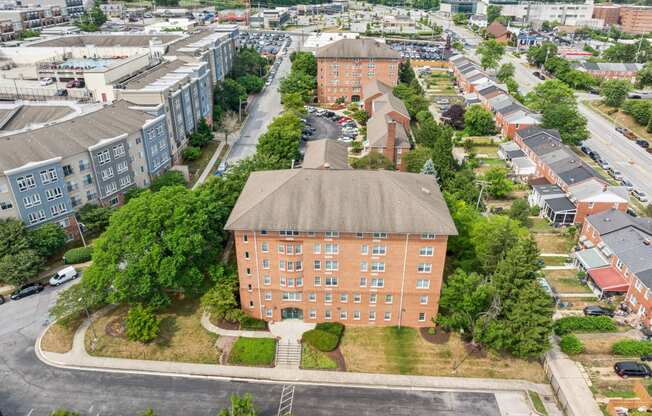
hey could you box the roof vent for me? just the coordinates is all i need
[604,217,611,222]
[421,187,431,195]
[323,162,331,169]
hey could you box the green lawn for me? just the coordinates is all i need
[544,269,591,294]
[188,140,219,186]
[301,344,337,370]
[384,327,419,374]
[528,391,548,416]
[542,256,570,266]
[471,145,499,158]
[529,218,557,234]
[228,337,276,366]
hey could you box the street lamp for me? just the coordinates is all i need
[76,220,87,248]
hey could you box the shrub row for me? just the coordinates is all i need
[553,316,617,336]
[63,246,93,264]
[613,340,652,356]
[240,315,267,331]
[560,334,584,355]
[302,323,345,352]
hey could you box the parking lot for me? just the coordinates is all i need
[388,40,446,60]
[240,31,289,56]
[305,114,341,140]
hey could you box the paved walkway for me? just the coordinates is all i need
[37,316,560,410]
[543,265,575,270]
[540,253,571,257]
[200,313,275,339]
[192,140,226,190]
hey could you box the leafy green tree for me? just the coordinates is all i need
[237,74,264,94]
[183,146,201,161]
[82,186,212,308]
[202,266,243,323]
[124,187,145,203]
[637,62,652,88]
[603,40,651,63]
[496,63,515,83]
[0,249,42,286]
[290,51,317,76]
[398,60,416,84]
[526,79,576,111]
[279,71,316,103]
[437,268,492,337]
[350,151,394,170]
[28,223,66,258]
[421,159,437,176]
[50,281,104,326]
[623,99,652,125]
[150,171,186,192]
[452,13,467,26]
[256,112,302,166]
[78,203,114,235]
[542,103,588,145]
[470,214,525,274]
[281,91,307,113]
[442,104,465,130]
[464,105,496,136]
[444,169,481,208]
[231,48,268,79]
[508,198,531,227]
[76,2,106,31]
[218,393,257,416]
[0,218,30,257]
[484,166,513,199]
[486,4,502,23]
[125,304,160,343]
[601,79,632,108]
[476,39,505,71]
[526,42,558,67]
[221,79,248,113]
[402,146,432,173]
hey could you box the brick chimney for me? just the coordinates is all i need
[384,120,397,164]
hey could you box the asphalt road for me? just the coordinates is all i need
[434,15,652,200]
[305,114,342,140]
[0,284,504,416]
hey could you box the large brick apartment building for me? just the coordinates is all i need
[224,168,457,327]
[316,38,401,104]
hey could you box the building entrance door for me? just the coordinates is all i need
[281,307,303,320]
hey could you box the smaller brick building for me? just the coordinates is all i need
[316,38,401,104]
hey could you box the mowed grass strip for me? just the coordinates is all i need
[301,344,337,370]
[228,337,276,366]
[41,317,84,353]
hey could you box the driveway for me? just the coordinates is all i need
[0,285,511,416]
[305,114,341,140]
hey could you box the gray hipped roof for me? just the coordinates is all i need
[224,169,458,235]
[302,139,351,170]
[316,38,401,59]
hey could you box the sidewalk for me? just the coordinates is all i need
[37,316,559,403]
[192,140,226,190]
[200,313,275,339]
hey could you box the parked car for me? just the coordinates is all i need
[580,145,592,155]
[54,89,68,97]
[583,305,614,317]
[48,266,78,286]
[533,71,545,80]
[621,179,634,191]
[600,161,611,170]
[39,78,54,86]
[641,355,652,361]
[10,283,44,300]
[0,294,4,305]
[614,362,652,378]
[609,169,623,181]
[66,79,84,88]
[633,189,648,203]
[636,139,650,149]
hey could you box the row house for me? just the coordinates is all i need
[225,168,458,327]
[316,38,401,104]
[362,80,411,171]
[515,127,629,225]
[578,62,644,82]
[0,100,173,239]
[577,209,652,327]
[117,59,213,163]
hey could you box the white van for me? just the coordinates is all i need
[49,266,78,286]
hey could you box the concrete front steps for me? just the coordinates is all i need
[276,342,302,368]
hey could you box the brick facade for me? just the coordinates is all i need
[317,57,400,104]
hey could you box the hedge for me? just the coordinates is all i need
[613,340,652,356]
[315,322,345,337]
[302,329,340,352]
[63,246,93,264]
[240,315,267,331]
[553,316,617,336]
[560,334,584,355]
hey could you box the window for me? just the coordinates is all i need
[263,275,271,285]
[417,263,432,273]
[280,276,286,286]
[105,182,117,195]
[249,301,254,308]
[313,243,321,254]
[309,292,316,302]
[385,294,393,304]
[369,293,377,304]
[265,292,272,301]
[45,187,63,201]
[419,295,428,305]
[372,232,387,239]
[119,176,132,188]
[369,311,376,321]
[421,233,436,240]
[309,309,317,319]
[282,292,302,301]
[113,144,126,158]
[102,167,113,180]
[294,261,303,271]
[356,232,364,239]
[298,276,304,287]
[636,279,643,291]
[0,201,12,211]
[278,244,285,254]
[279,260,286,271]
[340,293,348,303]
[314,276,321,286]
[97,149,111,165]
[324,293,332,303]
[324,310,332,320]
[50,202,67,216]
[325,243,338,255]
[314,260,321,271]
[371,278,384,288]
[287,278,295,287]
[117,161,128,174]
[420,247,434,256]
[262,259,270,268]
[353,311,361,320]
[325,276,338,286]
[371,262,385,272]
[360,261,368,272]
[361,244,369,255]
[416,279,431,289]
[79,160,89,171]
[339,311,348,320]
[294,244,302,255]
[83,174,93,185]
[359,277,367,287]
[616,259,623,270]
[23,194,41,208]
[246,267,251,276]
[261,242,269,253]
[266,309,273,318]
[279,230,299,237]
[325,231,339,238]
[17,174,36,192]
[260,230,268,235]
[372,245,387,256]
[325,260,338,271]
[27,210,46,224]
[384,312,391,321]
[418,312,426,322]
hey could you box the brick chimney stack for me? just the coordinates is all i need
[384,119,397,164]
